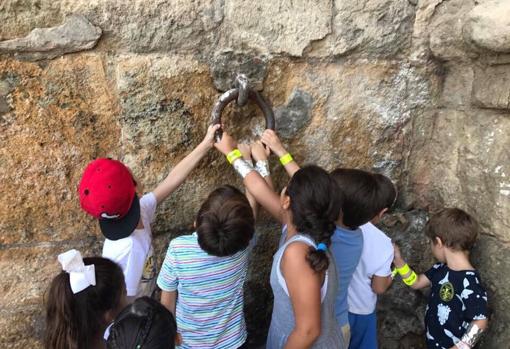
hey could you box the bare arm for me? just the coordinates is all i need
[238,143,259,219]
[261,130,300,178]
[214,132,283,223]
[393,243,431,290]
[371,275,393,294]
[282,243,322,348]
[153,124,220,204]
[160,290,177,316]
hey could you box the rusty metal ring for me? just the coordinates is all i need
[211,88,275,141]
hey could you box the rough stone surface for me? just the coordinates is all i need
[463,0,510,53]
[472,64,510,110]
[310,0,416,57]
[1,0,510,348]
[221,0,332,56]
[274,89,313,139]
[0,15,102,61]
[210,51,269,92]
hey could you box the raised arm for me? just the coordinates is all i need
[153,124,220,204]
[261,129,300,178]
[238,143,259,220]
[214,132,283,223]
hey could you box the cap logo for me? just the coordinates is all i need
[101,212,121,220]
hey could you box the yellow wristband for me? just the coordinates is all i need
[403,271,418,286]
[396,263,411,276]
[226,149,242,164]
[279,153,293,166]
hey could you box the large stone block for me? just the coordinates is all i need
[221,0,332,56]
[264,60,434,180]
[408,109,510,241]
[472,64,510,110]
[0,56,120,245]
[464,0,510,53]
[0,15,101,61]
[310,0,416,57]
[0,0,224,54]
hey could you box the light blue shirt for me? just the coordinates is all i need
[330,225,363,326]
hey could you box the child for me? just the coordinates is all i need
[334,169,396,349]
[45,249,127,349]
[215,131,345,348]
[107,297,181,349]
[78,124,220,299]
[393,208,488,349]
[157,142,272,349]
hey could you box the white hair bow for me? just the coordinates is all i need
[57,249,96,294]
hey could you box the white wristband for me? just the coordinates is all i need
[232,158,255,178]
[255,160,270,177]
[455,341,471,349]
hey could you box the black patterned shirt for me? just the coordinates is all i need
[424,263,488,349]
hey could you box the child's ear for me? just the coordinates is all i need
[193,221,196,229]
[435,236,444,247]
[175,333,183,346]
[281,194,290,210]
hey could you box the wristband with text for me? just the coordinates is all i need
[396,263,411,276]
[226,149,242,164]
[403,271,418,286]
[279,153,294,166]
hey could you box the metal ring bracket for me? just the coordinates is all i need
[211,87,275,142]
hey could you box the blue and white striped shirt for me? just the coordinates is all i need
[157,233,250,349]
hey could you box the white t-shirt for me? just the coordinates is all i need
[102,192,157,297]
[347,222,393,315]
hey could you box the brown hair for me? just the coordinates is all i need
[425,208,479,251]
[330,168,396,229]
[45,257,125,349]
[196,185,255,257]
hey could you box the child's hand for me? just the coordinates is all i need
[238,143,252,161]
[214,131,237,155]
[201,124,222,148]
[261,129,287,157]
[392,243,406,268]
[251,140,270,161]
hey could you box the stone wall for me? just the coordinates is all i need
[0,0,508,347]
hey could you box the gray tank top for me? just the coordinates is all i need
[266,232,345,349]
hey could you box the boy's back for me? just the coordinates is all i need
[158,233,251,349]
[424,263,487,348]
[348,222,393,315]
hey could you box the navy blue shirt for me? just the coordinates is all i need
[424,263,488,349]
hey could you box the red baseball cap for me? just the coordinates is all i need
[78,158,140,240]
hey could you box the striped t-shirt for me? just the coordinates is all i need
[157,232,251,349]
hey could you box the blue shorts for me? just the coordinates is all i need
[348,311,377,349]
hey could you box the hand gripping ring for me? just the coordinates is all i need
[211,86,275,142]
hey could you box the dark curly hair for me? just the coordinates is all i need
[286,165,342,273]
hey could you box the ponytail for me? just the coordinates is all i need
[45,257,125,349]
[287,165,342,274]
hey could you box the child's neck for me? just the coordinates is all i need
[334,218,357,231]
[286,223,299,240]
[445,249,474,271]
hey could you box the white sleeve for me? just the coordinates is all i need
[140,192,157,224]
[123,242,147,296]
[373,239,394,277]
